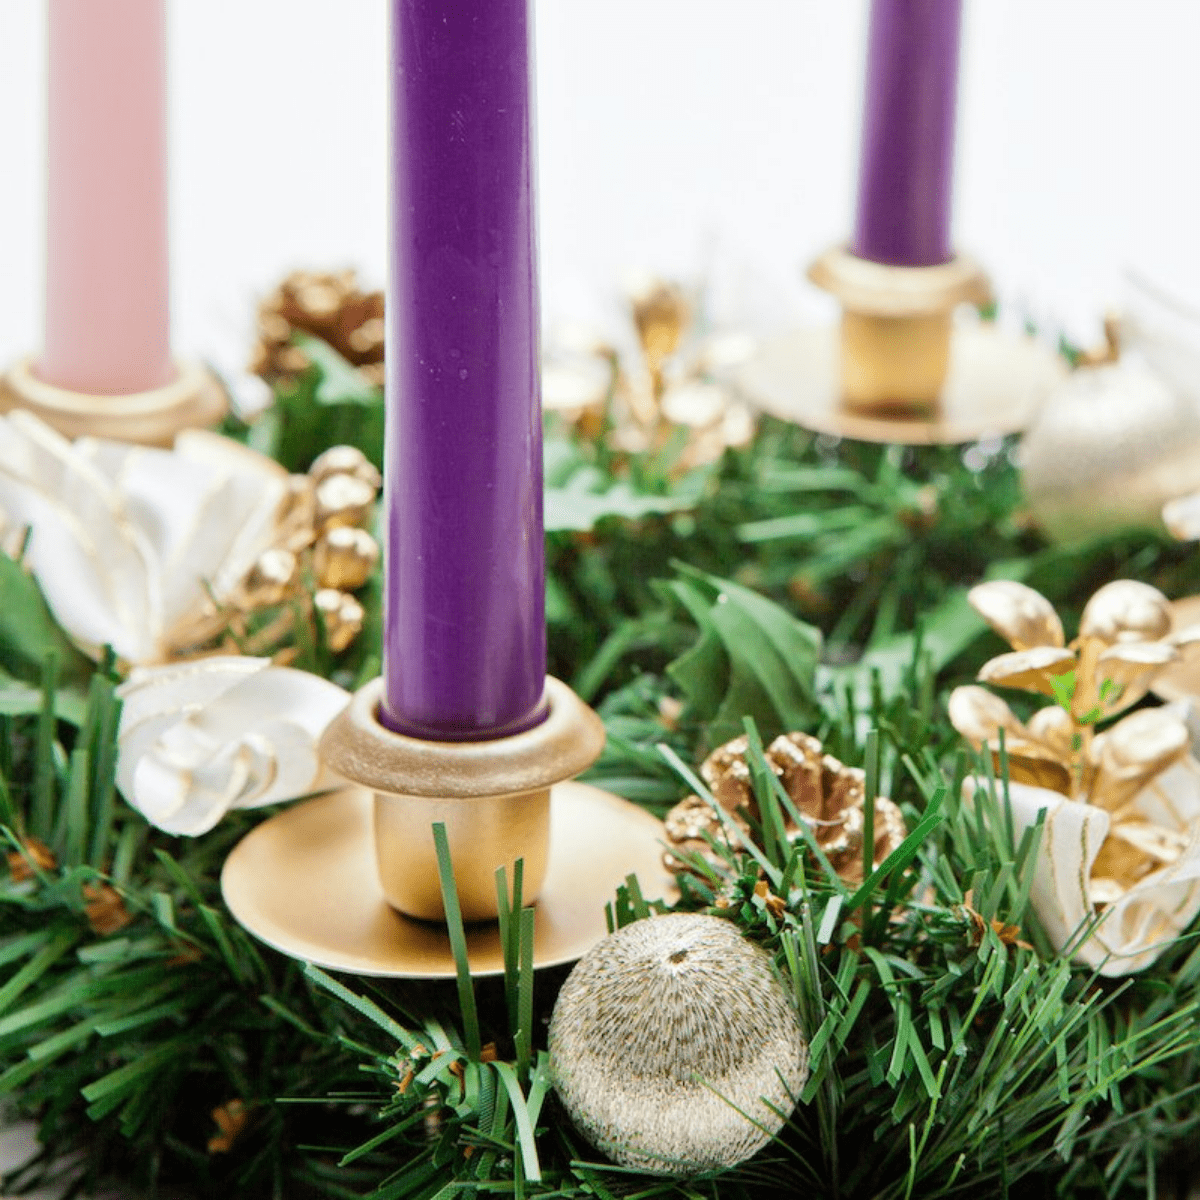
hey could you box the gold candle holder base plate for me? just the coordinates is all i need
[1152,595,1200,703]
[220,781,673,979]
[0,357,228,445]
[733,321,1067,445]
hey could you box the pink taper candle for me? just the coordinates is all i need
[40,0,173,395]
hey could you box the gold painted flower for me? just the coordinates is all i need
[0,413,380,664]
[541,278,756,471]
[950,578,1200,973]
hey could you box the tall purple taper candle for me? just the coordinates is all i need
[382,0,546,741]
[852,0,963,268]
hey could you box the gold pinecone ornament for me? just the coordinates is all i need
[663,732,907,884]
[250,269,385,390]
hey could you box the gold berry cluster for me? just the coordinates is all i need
[231,445,381,657]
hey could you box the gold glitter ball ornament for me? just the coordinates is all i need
[1021,358,1200,542]
[548,913,808,1176]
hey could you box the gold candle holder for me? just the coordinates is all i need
[733,245,1067,446]
[319,676,604,922]
[221,675,672,977]
[809,246,991,415]
[0,357,227,445]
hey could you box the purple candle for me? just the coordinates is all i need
[382,0,546,741]
[852,0,962,268]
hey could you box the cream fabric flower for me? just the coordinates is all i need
[0,411,291,664]
[116,657,348,836]
[970,762,1200,975]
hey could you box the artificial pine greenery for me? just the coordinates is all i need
[4,338,1200,1198]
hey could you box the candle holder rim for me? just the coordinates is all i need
[1,356,228,445]
[808,246,991,317]
[319,675,606,800]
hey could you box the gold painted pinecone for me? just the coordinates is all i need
[664,732,907,884]
[250,269,385,389]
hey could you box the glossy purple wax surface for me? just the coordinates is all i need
[852,0,962,268]
[382,0,546,741]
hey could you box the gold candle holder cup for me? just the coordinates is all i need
[808,246,992,416]
[319,676,606,923]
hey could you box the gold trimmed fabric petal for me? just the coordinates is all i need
[967,763,1200,976]
[116,658,349,836]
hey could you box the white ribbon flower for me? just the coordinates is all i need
[969,759,1200,976]
[116,657,349,836]
[0,411,291,664]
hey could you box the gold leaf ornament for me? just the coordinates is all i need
[1164,491,1200,541]
[1086,708,1191,812]
[1095,641,1180,713]
[946,686,1031,746]
[975,646,1076,696]
[1079,579,1173,646]
[967,580,1065,651]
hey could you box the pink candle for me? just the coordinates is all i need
[39,0,173,396]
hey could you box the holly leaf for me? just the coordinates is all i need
[0,555,91,685]
[663,567,821,746]
[544,480,688,532]
[295,334,380,408]
[543,438,697,532]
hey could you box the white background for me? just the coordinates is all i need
[0,1,1197,380]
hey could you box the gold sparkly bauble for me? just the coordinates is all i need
[250,269,385,389]
[1022,360,1200,541]
[549,913,808,1176]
